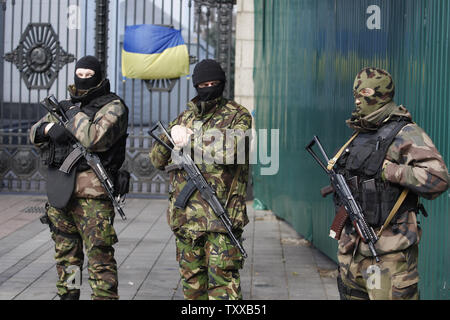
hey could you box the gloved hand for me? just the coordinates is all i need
[381,159,392,181]
[34,122,51,143]
[47,123,72,144]
[171,125,193,149]
[114,170,131,197]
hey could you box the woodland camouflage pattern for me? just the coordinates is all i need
[338,101,449,300]
[47,198,118,299]
[176,232,243,300]
[150,96,252,300]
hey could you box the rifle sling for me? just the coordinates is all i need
[327,133,359,170]
[377,189,409,237]
[225,166,242,209]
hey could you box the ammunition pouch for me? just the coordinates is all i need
[40,142,73,168]
[356,179,419,227]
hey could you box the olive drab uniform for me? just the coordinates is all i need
[335,68,449,300]
[30,78,129,300]
[150,96,252,300]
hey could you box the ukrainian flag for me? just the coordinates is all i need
[122,24,189,80]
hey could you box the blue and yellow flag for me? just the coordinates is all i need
[122,24,189,80]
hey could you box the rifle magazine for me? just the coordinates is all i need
[329,206,349,240]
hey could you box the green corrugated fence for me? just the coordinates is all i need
[252,0,449,299]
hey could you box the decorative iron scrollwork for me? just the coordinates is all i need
[4,23,75,90]
[145,78,179,92]
[12,149,37,177]
[132,152,155,177]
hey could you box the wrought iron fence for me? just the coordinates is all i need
[0,0,236,196]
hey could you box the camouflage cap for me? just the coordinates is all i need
[352,68,395,117]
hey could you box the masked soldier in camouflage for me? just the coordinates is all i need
[149,59,252,300]
[334,67,449,300]
[29,56,129,300]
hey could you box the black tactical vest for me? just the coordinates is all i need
[335,118,419,228]
[74,92,129,174]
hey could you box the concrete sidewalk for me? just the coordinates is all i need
[0,194,339,300]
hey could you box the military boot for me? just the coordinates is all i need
[59,290,80,300]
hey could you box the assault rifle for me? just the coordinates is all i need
[305,136,380,262]
[148,121,248,259]
[39,95,127,220]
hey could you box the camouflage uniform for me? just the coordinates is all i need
[30,80,128,300]
[150,96,252,300]
[336,68,449,300]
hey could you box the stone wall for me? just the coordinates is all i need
[234,0,254,115]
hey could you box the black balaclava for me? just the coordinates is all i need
[192,59,226,102]
[74,56,103,91]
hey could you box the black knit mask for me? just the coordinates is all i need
[196,81,225,102]
[74,56,103,91]
[192,59,226,102]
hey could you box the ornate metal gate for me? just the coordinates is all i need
[0,0,236,196]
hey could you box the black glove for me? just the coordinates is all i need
[47,123,71,144]
[34,122,51,143]
[114,170,131,197]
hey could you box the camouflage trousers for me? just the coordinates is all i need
[175,232,244,300]
[47,198,119,300]
[337,243,419,300]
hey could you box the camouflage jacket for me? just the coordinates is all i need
[339,105,449,257]
[149,96,252,240]
[29,86,128,199]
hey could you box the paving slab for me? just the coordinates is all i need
[0,194,339,300]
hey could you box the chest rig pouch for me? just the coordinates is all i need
[40,142,74,168]
[336,118,418,228]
